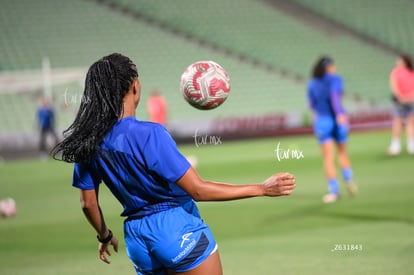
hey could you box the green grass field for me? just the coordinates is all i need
[0,130,413,275]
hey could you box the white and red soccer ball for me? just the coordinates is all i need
[180,61,230,110]
[0,198,16,218]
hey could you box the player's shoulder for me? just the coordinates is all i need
[108,117,170,149]
[119,117,168,138]
[391,66,403,74]
[307,77,320,88]
[118,116,159,128]
[326,73,343,82]
[391,66,412,79]
[138,120,166,133]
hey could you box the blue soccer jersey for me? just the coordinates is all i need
[37,107,54,129]
[72,116,192,218]
[308,73,348,144]
[307,73,344,117]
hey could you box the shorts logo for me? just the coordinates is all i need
[172,232,196,263]
[180,232,193,248]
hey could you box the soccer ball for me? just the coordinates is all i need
[180,61,230,110]
[0,198,16,218]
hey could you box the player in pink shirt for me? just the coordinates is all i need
[388,54,414,155]
[147,89,168,125]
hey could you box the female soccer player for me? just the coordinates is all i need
[53,53,296,275]
[307,56,357,203]
[388,54,414,155]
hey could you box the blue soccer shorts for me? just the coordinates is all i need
[124,200,218,275]
[313,116,349,144]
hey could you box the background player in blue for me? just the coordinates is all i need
[307,56,357,203]
[37,97,59,159]
[53,53,296,275]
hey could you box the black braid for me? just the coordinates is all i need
[52,53,138,163]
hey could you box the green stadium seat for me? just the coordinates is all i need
[0,0,406,134]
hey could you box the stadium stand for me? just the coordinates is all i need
[0,0,407,141]
[100,0,396,101]
[0,0,308,135]
[290,0,414,55]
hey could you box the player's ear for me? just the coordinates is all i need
[130,78,140,95]
[132,78,141,106]
[132,79,137,95]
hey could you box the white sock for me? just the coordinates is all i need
[407,138,414,153]
[391,137,400,146]
[389,138,401,154]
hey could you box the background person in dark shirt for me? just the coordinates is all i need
[37,97,59,158]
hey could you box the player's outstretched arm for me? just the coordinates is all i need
[177,167,296,201]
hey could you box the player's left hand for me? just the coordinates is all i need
[98,236,119,264]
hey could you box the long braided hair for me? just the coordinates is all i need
[53,53,138,163]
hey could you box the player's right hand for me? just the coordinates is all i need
[262,173,296,197]
[98,236,119,264]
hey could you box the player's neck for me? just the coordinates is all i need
[120,95,137,119]
[121,102,136,119]
[120,86,140,119]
